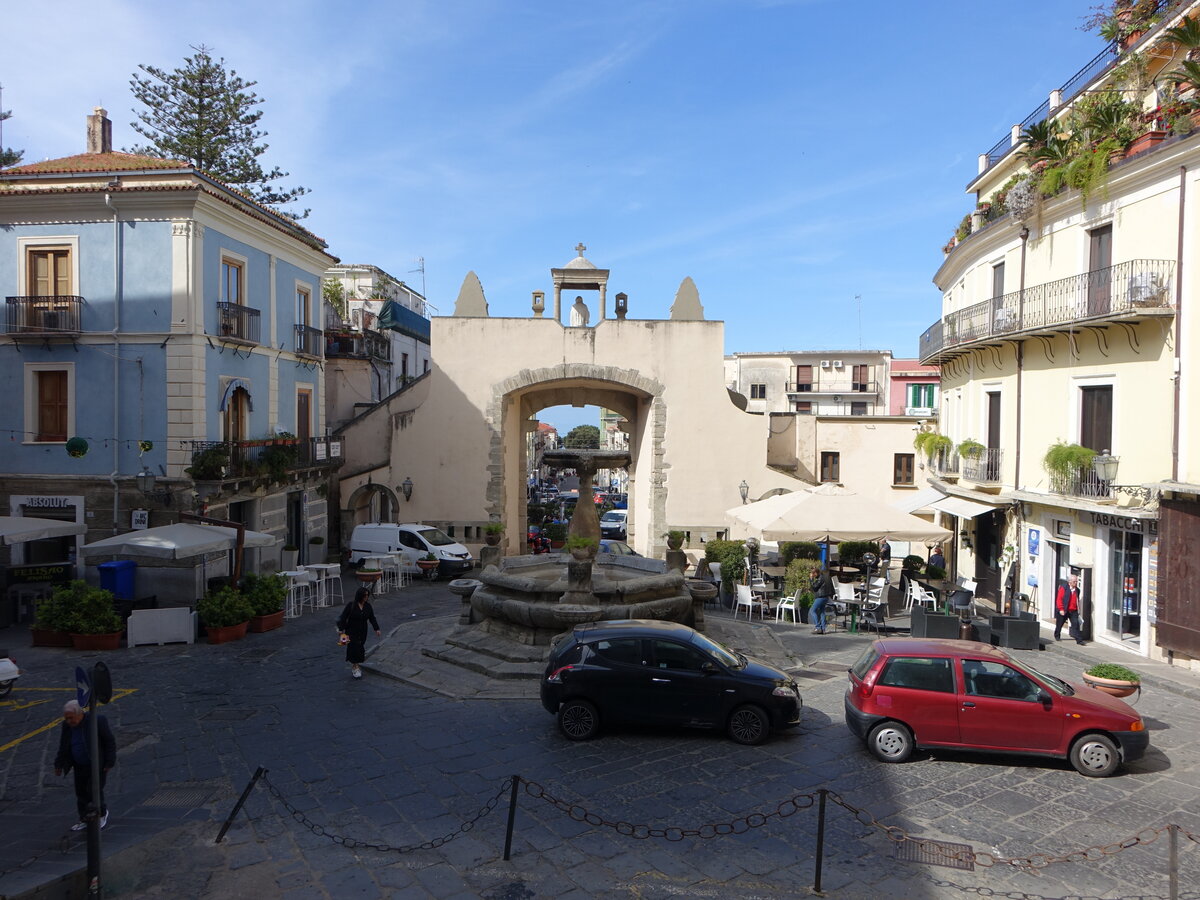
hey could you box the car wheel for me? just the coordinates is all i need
[1070,733,1121,777]
[867,721,913,763]
[557,699,600,740]
[0,679,13,698]
[727,704,770,745]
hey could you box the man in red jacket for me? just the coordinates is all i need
[1054,572,1084,645]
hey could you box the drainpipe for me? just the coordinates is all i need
[1014,226,1029,491]
[106,192,123,532]
[1173,166,1185,482]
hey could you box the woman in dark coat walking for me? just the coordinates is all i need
[337,587,381,679]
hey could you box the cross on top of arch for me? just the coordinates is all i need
[575,242,586,255]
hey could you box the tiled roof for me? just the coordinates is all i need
[2,151,190,174]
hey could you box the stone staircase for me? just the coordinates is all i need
[421,625,548,680]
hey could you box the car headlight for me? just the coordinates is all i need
[773,683,798,697]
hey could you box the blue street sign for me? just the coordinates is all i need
[75,665,91,708]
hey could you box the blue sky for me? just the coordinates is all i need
[3,0,1106,431]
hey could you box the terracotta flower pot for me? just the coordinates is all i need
[70,632,122,651]
[31,628,73,648]
[484,534,501,546]
[248,610,285,633]
[1081,674,1140,698]
[356,570,383,584]
[206,621,249,644]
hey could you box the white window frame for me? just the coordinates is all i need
[219,249,249,305]
[17,236,80,296]
[24,362,76,444]
[295,279,314,327]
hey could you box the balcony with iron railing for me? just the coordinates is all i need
[324,329,391,362]
[1051,465,1112,500]
[785,380,881,395]
[5,296,85,338]
[920,259,1176,364]
[962,448,1003,485]
[216,302,261,345]
[184,436,344,484]
[929,449,960,479]
[295,324,324,358]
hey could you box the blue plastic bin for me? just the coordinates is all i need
[98,560,136,601]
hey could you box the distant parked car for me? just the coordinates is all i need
[541,619,802,745]
[599,510,627,539]
[598,540,639,556]
[844,638,1149,777]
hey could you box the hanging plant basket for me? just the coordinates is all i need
[65,437,89,458]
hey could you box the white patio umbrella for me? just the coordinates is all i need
[0,516,87,546]
[726,483,952,544]
[80,523,277,559]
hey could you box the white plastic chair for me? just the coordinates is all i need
[775,590,800,624]
[734,584,764,621]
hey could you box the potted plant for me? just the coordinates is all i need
[1043,441,1098,492]
[1082,662,1142,698]
[186,444,230,481]
[957,438,985,459]
[416,552,441,579]
[281,545,300,571]
[665,530,685,551]
[913,431,953,461]
[902,555,925,575]
[566,535,598,560]
[242,573,287,633]
[704,539,748,608]
[356,566,383,585]
[925,564,947,581]
[30,589,76,647]
[484,522,504,546]
[197,585,253,644]
[60,581,123,651]
[308,535,325,562]
[543,522,568,549]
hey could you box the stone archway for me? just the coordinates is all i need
[342,483,399,538]
[486,365,665,555]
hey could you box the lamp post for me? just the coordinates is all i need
[738,480,750,504]
[135,467,173,506]
[1091,451,1153,502]
[400,477,413,502]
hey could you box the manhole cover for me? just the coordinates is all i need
[201,708,256,721]
[143,785,213,808]
[893,838,975,871]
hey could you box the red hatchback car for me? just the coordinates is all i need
[844,639,1149,777]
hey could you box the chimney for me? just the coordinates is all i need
[87,107,112,154]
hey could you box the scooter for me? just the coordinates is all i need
[0,650,20,698]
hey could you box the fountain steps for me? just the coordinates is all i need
[421,644,543,680]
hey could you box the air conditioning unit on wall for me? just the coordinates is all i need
[832,360,844,368]
[820,360,831,368]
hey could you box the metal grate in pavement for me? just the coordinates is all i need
[893,838,975,870]
[143,785,213,808]
[787,662,846,682]
[201,708,257,721]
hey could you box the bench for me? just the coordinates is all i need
[126,607,197,647]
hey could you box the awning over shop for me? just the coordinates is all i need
[895,486,945,514]
[928,495,997,519]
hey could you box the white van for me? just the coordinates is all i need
[349,523,474,577]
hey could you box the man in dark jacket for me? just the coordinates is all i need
[54,700,116,830]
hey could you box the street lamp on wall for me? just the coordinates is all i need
[1090,450,1153,502]
[135,467,174,506]
[738,480,750,504]
[400,477,413,502]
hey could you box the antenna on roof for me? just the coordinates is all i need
[409,257,427,313]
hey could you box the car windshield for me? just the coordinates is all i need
[417,527,455,546]
[600,512,623,522]
[1022,662,1075,695]
[691,632,743,669]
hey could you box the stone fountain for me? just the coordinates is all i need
[446,448,712,648]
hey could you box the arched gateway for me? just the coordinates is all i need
[335,247,800,557]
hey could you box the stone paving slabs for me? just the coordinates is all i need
[2,575,1200,898]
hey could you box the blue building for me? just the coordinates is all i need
[1,109,341,599]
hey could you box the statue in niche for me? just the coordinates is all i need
[569,295,590,327]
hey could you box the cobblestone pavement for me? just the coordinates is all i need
[2,575,1199,899]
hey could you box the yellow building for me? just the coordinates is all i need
[922,0,1200,668]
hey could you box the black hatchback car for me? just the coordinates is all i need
[540,619,801,745]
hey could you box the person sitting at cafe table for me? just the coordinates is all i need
[928,545,945,570]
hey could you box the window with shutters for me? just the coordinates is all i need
[852,364,870,392]
[894,453,915,485]
[24,363,74,444]
[820,452,840,482]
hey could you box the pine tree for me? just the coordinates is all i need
[128,45,309,217]
[0,104,24,169]
[564,425,601,449]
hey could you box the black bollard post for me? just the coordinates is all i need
[813,788,827,894]
[502,775,521,861]
[216,767,267,843]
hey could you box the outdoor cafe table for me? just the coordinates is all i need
[917,579,957,615]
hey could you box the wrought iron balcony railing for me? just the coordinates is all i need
[785,380,881,395]
[1051,465,1112,500]
[5,295,85,337]
[216,302,261,344]
[294,324,324,358]
[185,436,344,482]
[920,259,1175,363]
[929,449,959,478]
[962,448,1003,485]
[323,329,391,362]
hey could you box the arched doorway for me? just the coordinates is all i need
[342,482,399,539]
[492,367,664,555]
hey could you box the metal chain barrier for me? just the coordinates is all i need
[259,772,511,854]
[829,791,1197,872]
[519,777,819,840]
